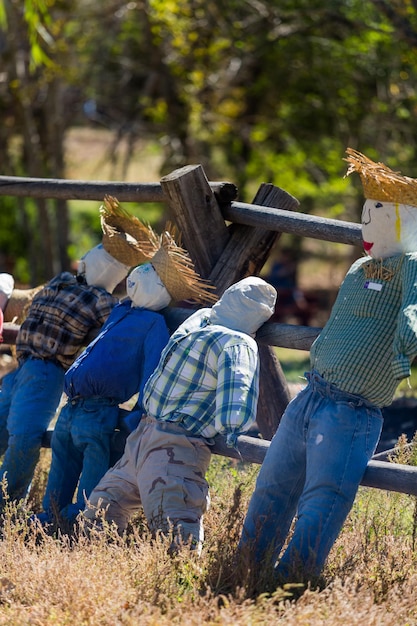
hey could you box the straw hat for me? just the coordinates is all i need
[345,148,417,207]
[101,196,217,304]
[150,229,218,304]
[4,285,44,324]
[100,195,158,266]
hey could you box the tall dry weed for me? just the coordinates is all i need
[0,451,416,623]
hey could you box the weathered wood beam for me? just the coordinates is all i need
[256,320,320,350]
[224,202,362,246]
[160,167,299,439]
[211,434,417,497]
[0,175,237,205]
[208,184,300,293]
[0,173,361,248]
[38,427,417,497]
[2,316,322,352]
[205,184,300,439]
[160,165,231,280]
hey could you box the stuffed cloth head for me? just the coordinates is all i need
[0,273,14,312]
[126,263,171,310]
[345,148,417,258]
[209,277,277,337]
[78,244,130,292]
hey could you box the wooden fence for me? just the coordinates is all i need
[1,166,417,498]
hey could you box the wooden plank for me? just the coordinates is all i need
[207,184,300,438]
[160,165,230,279]
[39,429,417,496]
[2,316,322,352]
[160,170,300,439]
[0,175,234,204]
[256,344,291,439]
[210,435,417,497]
[209,184,300,293]
[224,202,362,246]
[256,321,320,351]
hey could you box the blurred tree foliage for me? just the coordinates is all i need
[2,0,417,282]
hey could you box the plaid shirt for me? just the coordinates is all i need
[311,252,417,407]
[16,272,116,370]
[143,309,260,446]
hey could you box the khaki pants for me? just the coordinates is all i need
[83,417,211,550]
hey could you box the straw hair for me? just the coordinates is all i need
[344,148,417,207]
[101,196,217,304]
[151,230,218,304]
[4,286,44,324]
[100,195,158,266]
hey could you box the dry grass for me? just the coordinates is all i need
[0,452,416,624]
[1,129,414,623]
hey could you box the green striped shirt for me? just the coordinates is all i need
[310,252,417,407]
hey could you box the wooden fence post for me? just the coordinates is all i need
[160,166,299,439]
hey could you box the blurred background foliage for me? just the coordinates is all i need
[1,0,417,284]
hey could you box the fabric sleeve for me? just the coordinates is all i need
[136,317,170,411]
[392,255,417,380]
[95,292,118,327]
[214,340,259,447]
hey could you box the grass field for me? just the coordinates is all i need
[1,127,417,624]
[0,447,416,625]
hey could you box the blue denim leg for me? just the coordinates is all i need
[239,372,383,580]
[277,379,382,578]
[0,369,18,456]
[42,403,83,517]
[0,358,65,503]
[43,398,118,522]
[239,385,311,564]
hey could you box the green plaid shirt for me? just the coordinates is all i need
[310,252,417,407]
[143,309,260,447]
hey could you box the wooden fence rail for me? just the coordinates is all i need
[1,167,417,498]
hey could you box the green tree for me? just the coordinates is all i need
[3,0,417,281]
[0,0,74,283]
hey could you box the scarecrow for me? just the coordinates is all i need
[238,148,417,586]
[0,197,147,509]
[82,276,277,554]
[36,199,217,526]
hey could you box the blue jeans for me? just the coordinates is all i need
[239,370,383,580]
[42,397,119,522]
[0,357,65,504]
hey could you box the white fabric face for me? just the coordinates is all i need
[0,273,14,312]
[209,277,277,337]
[362,199,417,259]
[126,263,171,310]
[77,244,129,292]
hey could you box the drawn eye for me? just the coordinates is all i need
[375,202,383,208]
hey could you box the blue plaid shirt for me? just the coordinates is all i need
[143,309,260,447]
[16,272,116,370]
